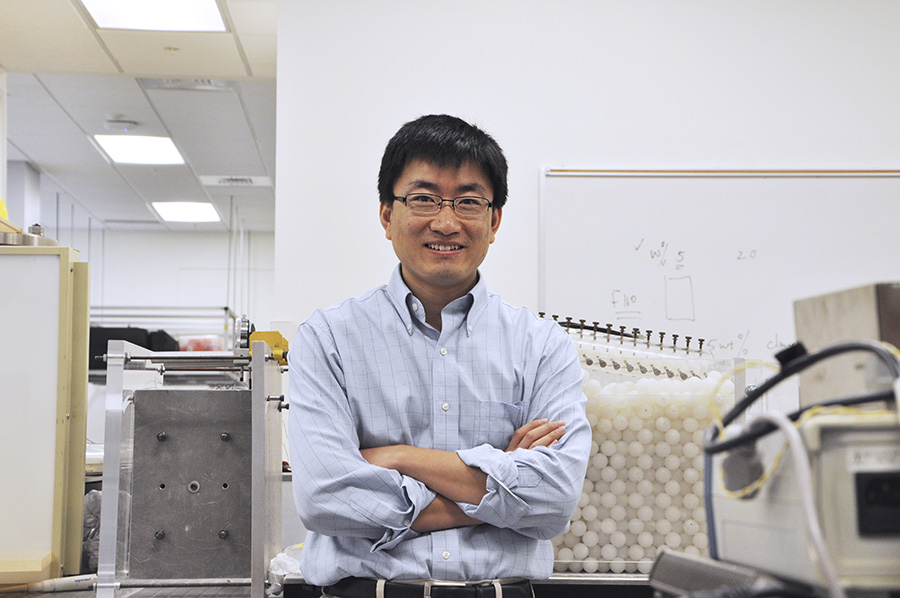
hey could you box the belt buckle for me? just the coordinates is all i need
[422,580,467,598]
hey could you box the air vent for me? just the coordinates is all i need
[199,175,272,187]
[139,78,236,92]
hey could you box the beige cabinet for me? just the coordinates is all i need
[0,246,89,583]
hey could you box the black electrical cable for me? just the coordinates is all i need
[718,340,898,434]
[705,340,899,456]
[705,387,894,455]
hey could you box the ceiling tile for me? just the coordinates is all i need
[227,0,278,36]
[0,0,117,74]
[97,31,249,79]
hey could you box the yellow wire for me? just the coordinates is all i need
[719,405,896,498]
[706,360,779,433]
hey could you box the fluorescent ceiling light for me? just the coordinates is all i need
[94,135,184,165]
[81,0,226,32]
[153,202,220,223]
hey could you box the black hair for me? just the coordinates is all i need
[377,114,508,210]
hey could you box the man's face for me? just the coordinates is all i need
[380,159,502,303]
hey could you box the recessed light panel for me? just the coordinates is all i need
[94,135,185,165]
[81,0,226,32]
[152,202,220,223]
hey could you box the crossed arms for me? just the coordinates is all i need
[360,419,567,532]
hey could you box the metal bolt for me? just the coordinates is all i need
[155,530,165,540]
[218,530,229,540]
[157,432,167,442]
[221,432,230,441]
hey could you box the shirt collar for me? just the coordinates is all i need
[385,264,488,336]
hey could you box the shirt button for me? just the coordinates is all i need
[467,325,472,332]
[440,347,447,355]
[412,303,418,311]
[442,551,451,560]
[404,519,411,526]
[441,402,450,412]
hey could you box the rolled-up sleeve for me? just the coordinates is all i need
[456,330,590,540]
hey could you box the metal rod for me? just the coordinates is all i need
[119,578,251,588]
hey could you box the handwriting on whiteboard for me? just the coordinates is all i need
[634,238,686,270]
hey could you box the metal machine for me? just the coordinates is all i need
[96,319,286,598]
[702,340,900,597]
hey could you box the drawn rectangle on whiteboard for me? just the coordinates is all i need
[665,276,695,321]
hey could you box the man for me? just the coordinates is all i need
[289,115,590,597]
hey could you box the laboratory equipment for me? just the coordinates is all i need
[705,340,900,594]
[545,318,750,577]
[95,320,286,598]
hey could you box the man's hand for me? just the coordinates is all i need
[506,419,566,452]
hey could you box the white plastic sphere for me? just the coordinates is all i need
[637,531,654,547]
[683,468,701,485]
[600,518,617,535]
[591,453,609,470]
[656,519,672,535]
[637,505,654,521]
[637,428,654,444]
[627,518,645,535]
[570,520,587,537]
[693,532,708,549]
[655,492,672,509]
[601,491,618,509]
[683,519,700,536]
[683,493,701,511]
[573,543,589,560]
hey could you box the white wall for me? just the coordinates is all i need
[98,229,275,329]
[6,160,41,227]
[272,0,900,328]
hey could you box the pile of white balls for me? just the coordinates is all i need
[552,358,734,574]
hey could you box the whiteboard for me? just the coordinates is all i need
[539,170,900,361]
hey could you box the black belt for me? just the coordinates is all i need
[324,577,533,598]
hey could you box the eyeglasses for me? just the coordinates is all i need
[393,193,493,218]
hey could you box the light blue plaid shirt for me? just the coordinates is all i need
[289,266,590,586]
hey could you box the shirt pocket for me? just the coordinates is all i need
[465,397,524,450]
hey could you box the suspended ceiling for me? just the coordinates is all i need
[0,0,277,233]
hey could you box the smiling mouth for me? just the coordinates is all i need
[426,243,463,252]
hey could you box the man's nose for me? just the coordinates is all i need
[430,202,462,232]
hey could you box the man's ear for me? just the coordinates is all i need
[380,202,393,240]
[489,207,502,243]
